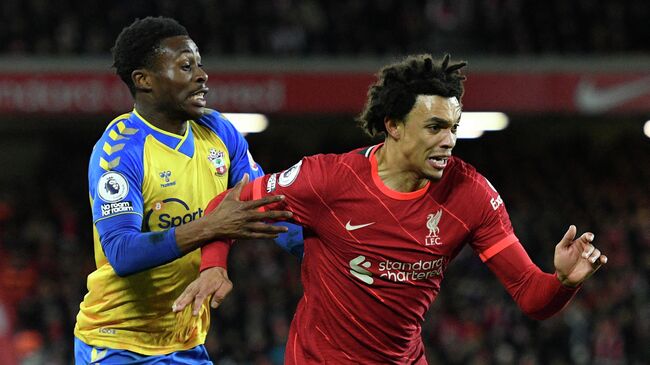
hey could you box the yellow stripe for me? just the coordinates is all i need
[102,142,125,155]
[99,156,121,170]
[117,121,139,135]
[91,347,107,362]
[108,129,126,141]
[105,112,132,131]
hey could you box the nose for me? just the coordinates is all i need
[440,129,456,149]
[196,67,208,84]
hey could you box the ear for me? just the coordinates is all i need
[132,69,153,92]
[384,117,401,140]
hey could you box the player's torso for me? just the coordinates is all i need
[77,119,232,353]
[141,121,230,234]
[296,151,474,362]
[305,162,471,314]
[136,120,232,290]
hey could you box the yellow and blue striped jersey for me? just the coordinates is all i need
[74,108,262,355]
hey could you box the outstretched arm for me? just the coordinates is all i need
[174,174,293,253]
[99,174,292,277]
[172,177,292,315]
[487,225,607,320]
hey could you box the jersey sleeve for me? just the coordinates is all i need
[249,156,329,227]
[467,174,518,262]
[485,241,579,320]
[87,121,182,276]
[89,123,144,225]
[198,109,264,187]
[201,155,328,269]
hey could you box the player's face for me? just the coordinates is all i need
[149,36,208,120]
[398,95,461,180]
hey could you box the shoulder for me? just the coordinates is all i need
[195,108,238,139]
[292,148,371,177]
[195,109,252,157]
[445,157,502,202]
[446,157,482,185]
[89,113,147,176]
[306,147,366,165]
[93,113,148,152]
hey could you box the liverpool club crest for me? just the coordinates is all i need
[425,210,443,246]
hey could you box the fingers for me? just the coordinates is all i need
[172,284,198,313]
[211,280,233,309]
[248,209,293,221]
[559,225,577,247]
[577,231,595,245]
[244,194,286,209]
[585,247,601,264]
[580,235,607,271]
[599,255,608,265]
[582,243,595,258]
[173,268,233,319]
[231,221,291,240]
[246,222,290,233]
[590,253,607,275]
[225,173,250,201]
[579,232,599,262]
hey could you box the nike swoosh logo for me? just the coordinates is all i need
[575,76,650,113]
[345,221,375,231]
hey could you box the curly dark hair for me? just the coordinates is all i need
[112,17,189,96]
[356,54,467,137]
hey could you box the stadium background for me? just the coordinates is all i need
[0,1,648,364]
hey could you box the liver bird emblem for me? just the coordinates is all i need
[427,210,442,236]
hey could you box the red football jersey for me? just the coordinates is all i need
[221,145,519,363]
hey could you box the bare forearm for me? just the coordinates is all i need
[175,218,216,254]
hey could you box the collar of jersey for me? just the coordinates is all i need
[369,143,431,200]
[131,109,195,157]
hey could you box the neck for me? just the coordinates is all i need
[134,101,187,136]
[375,142,429,192]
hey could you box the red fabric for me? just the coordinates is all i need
[199,179,284,271]
[199,192,236,271]
[202,146,573,363]
[486,242,579,320]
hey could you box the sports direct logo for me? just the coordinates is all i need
[349,255,445,285]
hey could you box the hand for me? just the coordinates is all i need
[172,267,232,315]
[554,225,607,287]
[205,173,293,240]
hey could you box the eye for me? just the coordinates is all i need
[451,123,459,133]
[428,125,441,132]
[181,63,191,71]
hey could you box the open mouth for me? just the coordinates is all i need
[189,89,208,107]
[428,156,449,169]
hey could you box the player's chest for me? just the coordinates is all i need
[320,196,471,258]
[140,138,231,231]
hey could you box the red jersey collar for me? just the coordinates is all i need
[369,144,431,200]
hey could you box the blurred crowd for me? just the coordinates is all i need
[1,0,649,56]
[0,117,648,364]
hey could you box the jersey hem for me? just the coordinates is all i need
[74,330,205,356]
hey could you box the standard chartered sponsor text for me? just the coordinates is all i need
[378,257,445,282]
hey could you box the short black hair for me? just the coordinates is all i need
[356,54,467,137]
[112,16,189,96]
